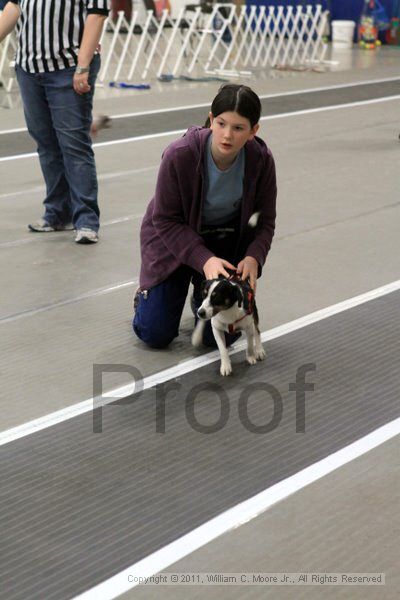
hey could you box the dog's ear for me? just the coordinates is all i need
[201,279,212,298]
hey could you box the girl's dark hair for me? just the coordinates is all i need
[204,84,261,128]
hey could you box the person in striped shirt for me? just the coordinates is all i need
[0,1,110,244]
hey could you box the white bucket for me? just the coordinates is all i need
[331,20,356,49]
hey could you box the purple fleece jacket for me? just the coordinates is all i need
[139,126,277,290]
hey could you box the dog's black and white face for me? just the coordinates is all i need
[197,279,242,320]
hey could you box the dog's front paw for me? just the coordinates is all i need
[220,361,232,376]
[246,355,257,366]
[255,348,266,361]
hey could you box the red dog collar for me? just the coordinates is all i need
[227,274,254,333]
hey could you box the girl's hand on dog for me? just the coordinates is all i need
[204,256,236,280]
[237,256,258,291]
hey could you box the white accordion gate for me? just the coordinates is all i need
[0,4,328,93]
[99,3,328,82]
[0,31,17,92]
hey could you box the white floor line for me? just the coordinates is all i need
[1,75,399,133]
[0,278,138,324]
[0,184,44,200]
[0,129,184,162]
[73,416,400,600]
[107,75,400,120]
[0,278,399,447]
[0,165,158,201]
[262,94,400,120]
[1,93,400,162]
[3,190,398,252]
[0,213,143,249]
[0,125,27,135]
[98,164,158,180]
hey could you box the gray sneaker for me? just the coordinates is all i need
[28,218,74,232]
[75,228,99,244]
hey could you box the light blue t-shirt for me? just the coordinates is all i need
[201,134,245,227]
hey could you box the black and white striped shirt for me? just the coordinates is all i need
[10,0,109,73]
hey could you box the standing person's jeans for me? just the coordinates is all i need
[15,55,101,231]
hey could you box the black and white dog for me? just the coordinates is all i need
[192,274,266,376]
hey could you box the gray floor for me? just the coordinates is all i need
[0,45,399,599]
[1,291,399,599]
[2,77,399,158]
[123,435,400,600]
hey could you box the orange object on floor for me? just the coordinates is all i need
[154,0,171,18]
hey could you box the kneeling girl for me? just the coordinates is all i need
[133,84,277,348]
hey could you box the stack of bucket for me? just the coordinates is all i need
[331,20,356,49]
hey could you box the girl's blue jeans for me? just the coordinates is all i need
[132,266,241,349]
